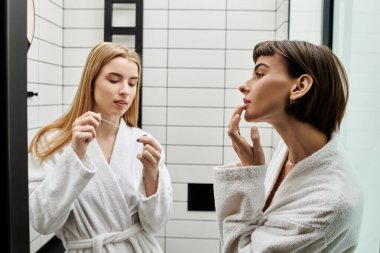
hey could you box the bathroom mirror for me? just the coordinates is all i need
[27,0,35,50]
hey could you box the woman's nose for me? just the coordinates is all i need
[239,82,249,94]
[120,82,130,95]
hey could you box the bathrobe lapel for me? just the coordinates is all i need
[264,141,288,202]
[79,121,137,231]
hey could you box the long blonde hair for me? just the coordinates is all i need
[29,42,142,162]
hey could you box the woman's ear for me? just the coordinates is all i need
[290,74,313,101]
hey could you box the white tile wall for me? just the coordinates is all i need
[289,0,322,44]
[169,11,226,29]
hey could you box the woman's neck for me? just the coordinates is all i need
[272,115,328,168]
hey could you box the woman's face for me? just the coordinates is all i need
[240,54,295,123]
[92,56,139,118]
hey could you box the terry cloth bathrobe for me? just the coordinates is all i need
[213,136,363,253]
[29,120,172,253]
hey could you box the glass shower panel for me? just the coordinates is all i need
[333,0,380,251]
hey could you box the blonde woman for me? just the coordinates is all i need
[28,42,172,252]
[214,41,363,252]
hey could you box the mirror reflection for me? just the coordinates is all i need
[27,0,378,252]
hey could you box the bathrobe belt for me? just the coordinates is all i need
[66,223,143,253]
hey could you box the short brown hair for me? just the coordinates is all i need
[253,40,349,138]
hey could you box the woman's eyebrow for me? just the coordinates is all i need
[106,72,123,78]
[254,63,270,72]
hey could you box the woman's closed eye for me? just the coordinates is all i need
[109,79,119,84]
[253,72,264,79]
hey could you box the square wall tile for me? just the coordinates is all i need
[226,30,275,50]
[64,10,104,28]
[64,67,83,86]
[168,69,224,88]
[168,88,224,107]
[39,0,63,26]
[64,29,103,47]
[142,106,167,125]
[166,238,220,253]
[170,0,225,10]
[65,0,104,9]
[142,68,167,87]
[227,0,276,10]
[38,105,63,126]
[141,125,167,145]
[38,40,62,66]
[144,29,168,48]
[167,145,222,164]
[166,220,219,238]
[144,10,168,29]
[167,126,223,146]
[143,49,168,67]
[37,18,63,46]
[225,69,252,88]
[169,30,225,49]
[144,0,168,9]
[63,86,77,105]
[142,87,167,106]
[168,107,224,126]
[168,164,215,183]
[64,48,91,67]
[227,11,275,30]
[172,183,187,201]
[169,10,225,29]
[168,49,225,68]
[39,63,62,85]
[226,50,254,69]
[39,84,62,105]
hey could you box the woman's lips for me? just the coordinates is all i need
[243,98,251,104]
[114,100,128,108]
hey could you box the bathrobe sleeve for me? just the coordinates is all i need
[29,145,98,234]
[137,148,172,234]
[213,165,328,253]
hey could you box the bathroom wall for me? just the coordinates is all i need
[28,0,288,252]
[27,0,64,251]
[289,0,322,44]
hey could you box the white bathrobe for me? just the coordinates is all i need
[29,120,172,253]
[213,136,363,253]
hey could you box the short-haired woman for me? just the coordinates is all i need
[214,40,363,253]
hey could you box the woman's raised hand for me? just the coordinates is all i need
[228,105,265,166]
[71,111,101,159]
[137,135,161,181]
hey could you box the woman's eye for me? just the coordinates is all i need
[109,79,118,83]
[255,72,264,78]
[129,83,137,87]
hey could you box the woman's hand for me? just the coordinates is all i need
[71,111,101,160]
[228,105,265,166]
[137,135,161,196]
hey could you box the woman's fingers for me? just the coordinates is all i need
[250,126,265,165]
[138,150,156,165]
[73,113,101,128]
[137,136,162,153]
[143,144,161,161]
